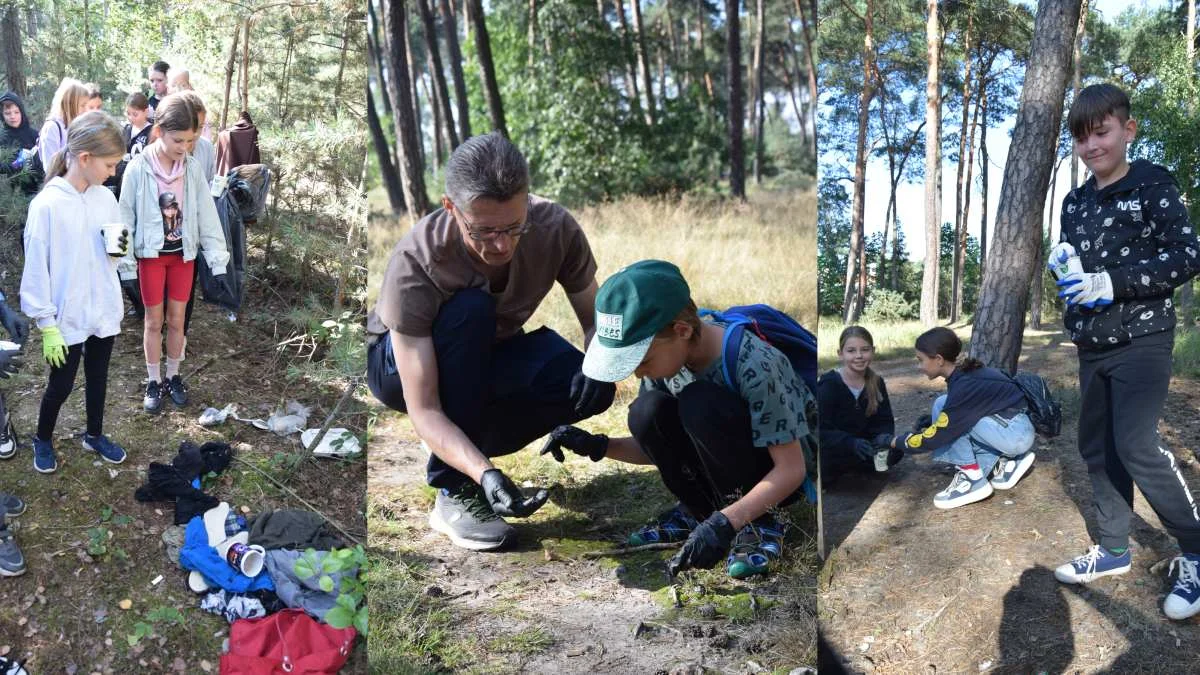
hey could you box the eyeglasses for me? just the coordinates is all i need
[454,201,532,241]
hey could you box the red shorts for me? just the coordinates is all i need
[138,254,195,306]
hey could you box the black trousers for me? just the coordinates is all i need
[627,381,785,520]
[37,335,115,441]
[1077,332,1200,553]
[367,289,612,491]
[819,434,874,481]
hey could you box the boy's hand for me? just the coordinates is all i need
[668,511,736,577]
[1057,271,1113,308]
[480,469,548,518]
[569,371,616,417]
[0,301,29,344]
[1047,242,1077,271]
[539,425,608,462]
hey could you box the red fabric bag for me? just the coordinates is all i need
[220,609,356,674]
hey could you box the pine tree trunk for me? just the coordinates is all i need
[440,0,471,140]
[2,4,26,98]
[383,0,432,221]
[798,0,818,158]
[631,0,656,124]
[1181,0,1196,323]
[417,0,460,149]
[751,0,766,184]
[334,11,352,105]
[1070,0,1088,189]
[241,19,251,116]
[614,0,643,116]
[843,0,876,324]
[725,0,745,200]
[1034,156,1064,330]
[952,12,973,323]
[369,0,393,116]
[369,90,406,214]
[970,0,1082,371]
[467,0,508,137]
[220,23,240,129]
[921,0,942,326]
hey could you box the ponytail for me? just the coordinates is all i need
[959,357,984,372]
[915,326,982,371]
[44,149,68,184]
[863,367,881,417]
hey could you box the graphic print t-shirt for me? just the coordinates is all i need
[159,190,183,253]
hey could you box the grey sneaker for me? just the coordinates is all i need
[0,494,26,518]
[0,525,25,577]
[428,484,515,551]
[0,416,14,460]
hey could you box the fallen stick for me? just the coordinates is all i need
[580,542,680,558]
[233,455,362,546]
[304,378,360,452]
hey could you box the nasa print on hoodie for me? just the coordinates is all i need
[1058,159,1200,350]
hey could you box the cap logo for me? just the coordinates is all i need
[597,312,623,340]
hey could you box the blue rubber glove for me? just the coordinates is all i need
[1057,271,1114,309]
[0,300,28,345]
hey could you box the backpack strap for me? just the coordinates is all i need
[699,308,751,396]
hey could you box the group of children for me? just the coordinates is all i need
[0,62,231,577]
[820,83,1200,622]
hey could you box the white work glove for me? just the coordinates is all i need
[1047,242,1078,274]
[1057,271,1113,309]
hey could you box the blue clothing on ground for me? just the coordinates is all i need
[179,516,274,593]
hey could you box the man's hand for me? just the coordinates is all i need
[0,301,29,345]
[0,347,20,378]
[1057,271,1114,309]
[480,468,548,518]
[569,371,616,417]
[539,425,608,462]
[668,511,736,577]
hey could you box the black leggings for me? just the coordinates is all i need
[37,335,114,441]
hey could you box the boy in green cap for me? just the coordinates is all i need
[541,260,810,578]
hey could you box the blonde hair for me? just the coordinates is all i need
[84,82,102,100]
[43,111,125,184]
[153,93,198,134]
[49,78,89,126]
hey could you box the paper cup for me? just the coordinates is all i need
[874,450,890,473]
[225,542,266,577]
[100,223,127,256]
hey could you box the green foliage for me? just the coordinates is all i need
[293,545,369,634]
[817,176,851,316]
[863,288,917,322]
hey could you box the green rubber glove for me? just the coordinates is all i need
[41,326,68,368]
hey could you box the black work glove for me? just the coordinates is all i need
[569,371,616,417]
[0,301,28,345]
[539,425,608,462]
[668,511,736,577]
[0,347,20,378]
[852,438,875,461]
[107,230,130,258]
[913,414,933,434]
[873,433,894,449]
[480,468,549,518]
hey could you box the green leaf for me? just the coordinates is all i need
[101,506,113,522]
[318,574,335,593]
[294,556,316,580]
[353,606,369,635]
[324,606,354,629]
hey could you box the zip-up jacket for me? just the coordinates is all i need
[1059,160,1200,349]
[117,149,229,281]
[903,366,1025,452]
[19,177,123,345]
[817,369,895,450]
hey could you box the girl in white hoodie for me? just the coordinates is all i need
[20,111,130,474]
[118,94,229,413]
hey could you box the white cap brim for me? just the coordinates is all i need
[582,334,654,382]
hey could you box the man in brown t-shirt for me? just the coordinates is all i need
[367,132,615,551]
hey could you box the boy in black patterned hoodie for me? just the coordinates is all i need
[1049,83,1200,621]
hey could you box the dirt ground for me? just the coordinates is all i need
[820,327,1200,674]
[368,408,819,674]
[0,267,367,671]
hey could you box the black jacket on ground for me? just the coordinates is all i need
[817,369,894,477]
[1059,159,1200,349]
[903,366,1025,453]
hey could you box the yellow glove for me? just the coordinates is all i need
[41,326,68,368]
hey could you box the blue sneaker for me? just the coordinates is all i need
[0,494,26,518]
[933,470,994,509]
[1055,545,1132,584]
[32,438,57,474]
[1163,553,1200,620]
[628,504,699,546]
[727,515,786,579]
[82,434,127,464]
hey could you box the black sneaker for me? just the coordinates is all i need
[165,375,188,406]
[0,494,26,518]
[0,416,13,460]
[0,525,25,577]
[144,380,163,413]
[428,484,515,551]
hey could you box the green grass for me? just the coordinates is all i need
[1174,327,1200,377]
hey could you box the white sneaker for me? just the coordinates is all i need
[933,470,994,509]
[990,452,1036,490]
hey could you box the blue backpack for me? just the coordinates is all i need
[699,304,819,503]
[698,304,819,396]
